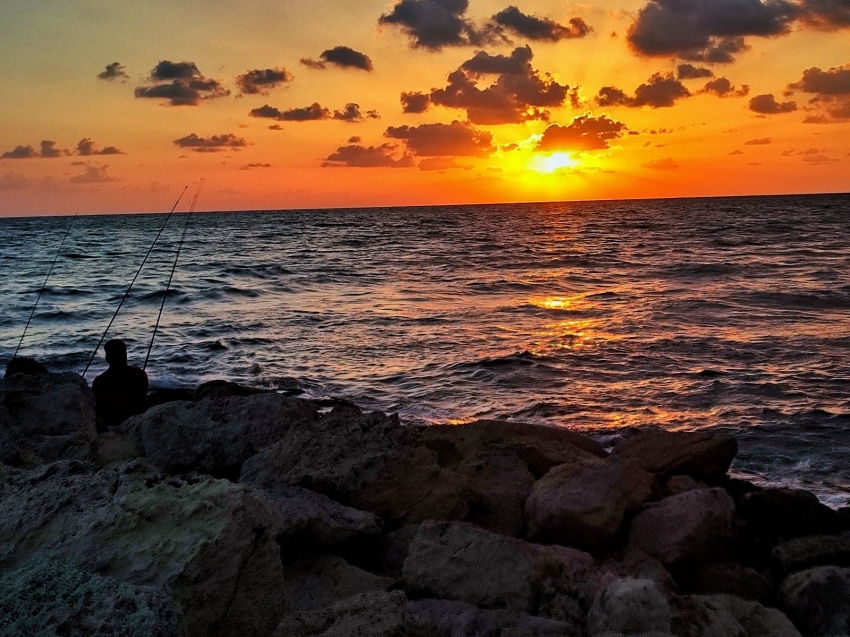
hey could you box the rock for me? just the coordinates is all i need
[672,595,748,637]
[280,554,393,612]
[401,521,593,613]
[628,488,734,570]
[721,477,764,504]
[773,534,850,575]
[686,561,772,602]
[89,431,142,466]
[526,459,656,547]
[121,393,318,478]
[698,594,802,637]
[597,549,678,593]
[0,556,180,637]
[610,429,738,483]
[145,386,195,407]
[0,370,97,462]
[193,380,268,402]
[738,488,841,540]
[779,566,850,637]
[241,406,475,526]
[0,459,285,637]
[273,590,433,637]
[0,405,39,467]
[664,475,706,497]
[368,524,421,578]
[4,356,48,376]
[586,578,673,636]
[408,598,581,636]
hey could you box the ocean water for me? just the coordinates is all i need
[1,194,849,505]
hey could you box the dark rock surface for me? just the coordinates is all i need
[739,488,842,541]
[779,566,850,637]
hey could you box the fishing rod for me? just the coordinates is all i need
[81,186,189,378]
[143,178,204,371]
[11,212,79,361]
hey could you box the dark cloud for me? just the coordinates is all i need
[135,60,229,106]
[536,114,628,152]
[240,163,272,170]
[627,0,799,63]
[597,73,690,108]
[424,46,571,124]
[728,149,745,154]
[641,157,680,170]
[249,103,378,123]
[69,163,119,184]
[699,77,750,97]
[322,144,415,167]
[378,0,482,50]
[744,137,773,144]
[333,103,381,122]
[490,6,591,42]
[301,46,374,71]
[97,62,128,81]
[173,133,249,152]
[385,120,493,156]
[417,157,470,170]
[401,91,432,113]
[2,145,37,159]
[76,138,124,156]
[798,0,850,28]
[2,140,68,159]
[789,65,850,122]
[235,68,293,95]
[748,93,797,113]
[677,64,714,79]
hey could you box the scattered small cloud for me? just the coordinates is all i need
[597,73,690,108]
[744,137,773,144]
[640,157,680,170]
[2,140,69,159]
[699,77,749,98]
[69,162,119,184]
[301,46,374,71]
[417,156,470,171]
[379,0,483,50]
[173,133,249,152]
[97,62,128,81]
[401,91,431,113]
[322,143,415,167]
[537,113,628,152]
[76,138,124,156]
[748,93,797,114]
[240,163,272,170]
[385,120,494,156]
[333,103,381,122]
[249,103,378,122]
[728,149,745,154]
[677,64,714,80]
[489,6,591,42]
[802,153,837,163]
[135,60,229,106]
[780,148,795,156]
[268,124,284,131]
[235,68,293,95]
[789,65,850,122]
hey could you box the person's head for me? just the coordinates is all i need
[104,339,128,366]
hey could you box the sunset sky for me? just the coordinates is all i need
[1,0,848,216]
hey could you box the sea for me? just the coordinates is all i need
[1,194,849,506]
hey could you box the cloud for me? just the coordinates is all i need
[333,103,381,122]
[490,6,591,41]
[788,65,850,122]
[385,120,493,156]
[798,0,850,29]
[2,145,36,159]
[76,138,124,156]
[728,149,745,154]
[2,140,69,159]
[641,157,680,170]
[597,73,690,108]
[322,143,415,167]
[677,64,714,79]
[422,46,571,124]
[536,113,628,152]
[173,133,249,152]
[69,163,119,184]
[801,153,837,163]
[744,137,773,144]
[417,156,470,170]
[748,93,797,113]
[378,0,482,50]
[627,0,799,63]
[301,46,374,71]
[240,163,272,170]
[699,77,750,97]
[135,60,229,106]
[249,103,379,122]
[401,91,432,113]
[235,68,293,95]
[97,62,128,81]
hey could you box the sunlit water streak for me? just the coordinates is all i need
[2,194,849,504]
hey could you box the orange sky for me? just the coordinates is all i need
[0,0,848,216]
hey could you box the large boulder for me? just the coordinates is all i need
[586,578,673,636]
[628,488,735,570]
[697,595,802,637]
[408,598,581,636]
[773,534,850,575]
[779,566,850,637]
[738,488,841,541]
[280,554,393,612]
[401,521,593,613]
[0,405,39,467]
[686,561,772,602]
[120,393,318,478]
[610,429,738,483]
[0,459,285,637]
[0,370,96,462]
[526,459,656,547]
[672,595,747,637]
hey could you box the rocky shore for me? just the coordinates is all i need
[2,362,850,637]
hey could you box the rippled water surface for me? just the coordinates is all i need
[2,194,849,503]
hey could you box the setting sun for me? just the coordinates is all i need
[530,152,580,174]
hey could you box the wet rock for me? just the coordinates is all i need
[773,534,850,575]
[0,556,180,637]
[121,393,318,478]
[280,554,393,612]
[672,595,746,637]
[610,429,738,483]
[0,370,97,462]
[526,459,656,547]
[738,488,841,541]
[89,431,141,466]
[0,459,285,637]
[193,379,268,402]
[402,521,593,613]
[779,566,850,637]
[408,598,580,636]
[697,594,802,637]
[686,561,772,602]
[586,578,672,635]
[663,475,706,497]
[273,590,433,637]
[241,406,475,526]
[628,488,734,570]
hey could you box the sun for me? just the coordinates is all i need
[530,152,580,173]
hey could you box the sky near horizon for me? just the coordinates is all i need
[0,0,848,216]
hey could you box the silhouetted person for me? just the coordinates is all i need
[92,339,148,433]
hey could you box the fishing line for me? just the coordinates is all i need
[11,212,79,361]
[144,178,204,371]
[82,186,188,378]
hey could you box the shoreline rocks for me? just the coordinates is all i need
[1,360,848,636]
